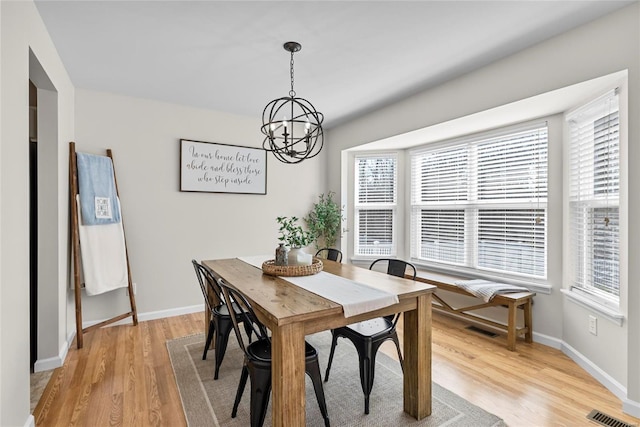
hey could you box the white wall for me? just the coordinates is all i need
[326,2,640,416]
[73,89,325,325]
[0,1,75,426]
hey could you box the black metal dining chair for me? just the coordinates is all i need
[315,248,343,263]
[217,278,331,427]
[324,258,417,414]
[191,259,253,380]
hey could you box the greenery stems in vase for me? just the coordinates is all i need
[305,191,344,249]
[276,216,314,249]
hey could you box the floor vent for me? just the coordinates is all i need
[587,409,637,427]
[465,325,498,337]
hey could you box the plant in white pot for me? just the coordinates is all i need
[276,216,314,266]
[305,191,344,250]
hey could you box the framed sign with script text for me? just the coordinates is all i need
[180,139,267,194]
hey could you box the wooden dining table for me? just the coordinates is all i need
[202,257,436,427]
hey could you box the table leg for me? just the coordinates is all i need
[271,322,306,427]
[507,302,517,351]
[403,293,432,419]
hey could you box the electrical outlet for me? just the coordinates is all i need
[589,315,597,335]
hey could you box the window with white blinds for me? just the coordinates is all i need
[410,123,548,279]
[567,89,620,303]
[355,154,397,256]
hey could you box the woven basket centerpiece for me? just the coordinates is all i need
[262,258,323,277]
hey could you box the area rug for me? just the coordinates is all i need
[167,332,506,427]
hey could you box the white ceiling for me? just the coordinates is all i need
[34,0,633,128]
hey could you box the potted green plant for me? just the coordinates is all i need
[305,191,344,250]
[276,216,314,265]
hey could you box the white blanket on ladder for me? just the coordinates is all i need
[76,195,129,296]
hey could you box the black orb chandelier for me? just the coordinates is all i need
[261,41,324,164]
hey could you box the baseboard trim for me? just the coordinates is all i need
[139,304,203,322]
[623,397,640,418]
[561,341,627,401]
[532,331,562,349]
[81,304,203,329]
[33,355,63,373]
[33,330,74,372]
[431,306,563,350]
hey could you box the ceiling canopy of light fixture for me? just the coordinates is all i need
[261,41,324,164]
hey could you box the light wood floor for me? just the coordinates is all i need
[33,311,640,426]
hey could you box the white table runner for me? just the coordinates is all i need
[238,255,399,317]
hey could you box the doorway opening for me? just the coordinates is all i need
[29,49,60,376]
[29,81,38,372]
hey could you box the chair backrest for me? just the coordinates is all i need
[315,248,343,263]
[369,258,417,280]
[217,278,269,355]
[192,259,219,313]
[370,258,416,325]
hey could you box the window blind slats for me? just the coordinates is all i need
[477,128,548,203]
[477,209,545,277]
[567,89,620,302]
[355,155,397,256]
[411,124,548,278]
[417,209,466,264]
[356,156,396,204]
[413,146,467,203]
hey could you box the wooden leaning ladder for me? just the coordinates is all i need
[69,141,138,349]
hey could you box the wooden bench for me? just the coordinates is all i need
[411,270,535,351]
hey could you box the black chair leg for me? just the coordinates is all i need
[351,339,375,415]
[214,318,234,379]
[307,359,331,427]
[202,319,215,360]
[249,367,272,427]
[359,356,373,415]
[359,339,391,415]
[391,333,404,372]
[232,365,249,418]
[324,331,339,382]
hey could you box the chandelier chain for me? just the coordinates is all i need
[289,50,296,98]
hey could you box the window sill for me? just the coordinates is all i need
[561,288,624,326]
[410,260,552,295]
[351,257,553,294]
